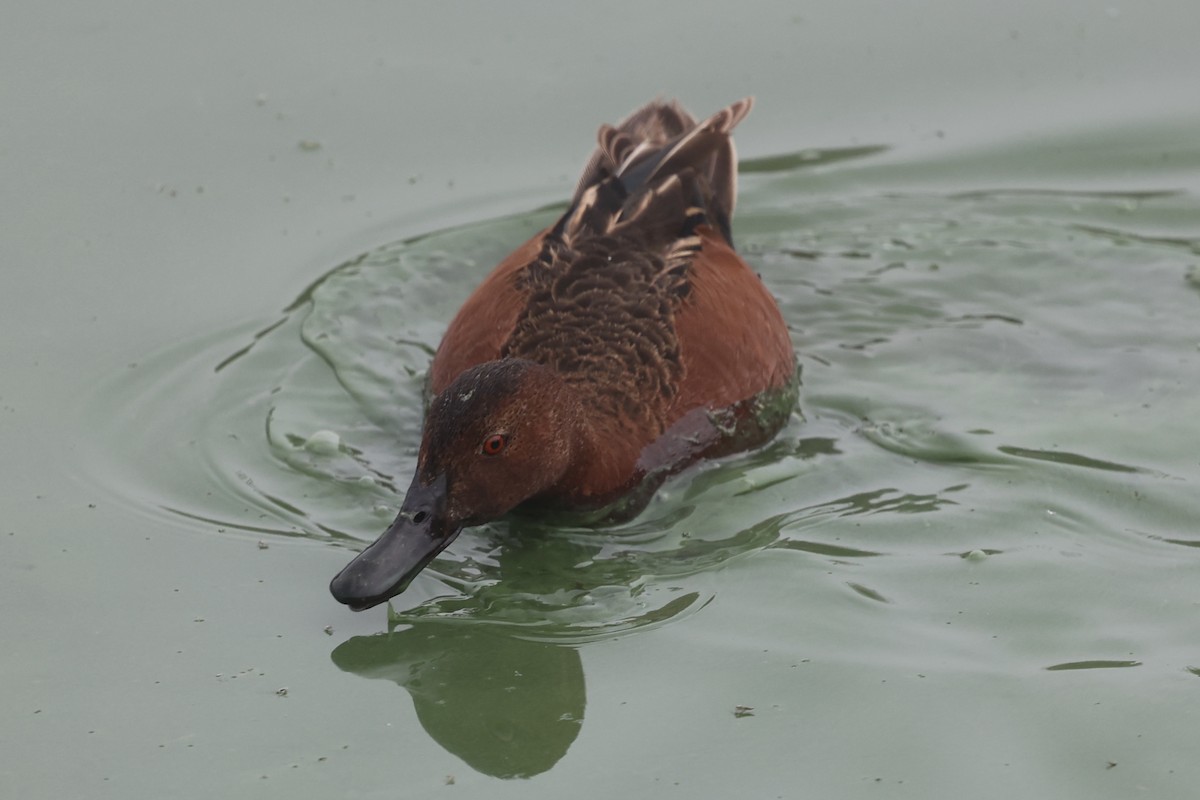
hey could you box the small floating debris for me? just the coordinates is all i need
[298,139,322,152]
[1045,660,1142,671]
[303,430,340,455]
[276,687,289,697]
[965,549,988,562]
[257,540,269,550]
[323,625,333,636]
[848,582,889,603]
[733,705,754,718]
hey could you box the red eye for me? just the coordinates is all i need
[481,433,508,456]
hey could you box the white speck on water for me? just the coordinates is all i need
[304,430,340,455]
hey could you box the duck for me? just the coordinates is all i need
[330,97,797,611]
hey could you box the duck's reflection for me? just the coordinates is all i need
[331,623,584,779]
[326,435,882,778]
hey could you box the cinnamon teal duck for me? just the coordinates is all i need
[330,97,797,610]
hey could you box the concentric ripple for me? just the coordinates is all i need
[82,136,1200,641]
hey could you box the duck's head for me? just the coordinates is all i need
[329,359,580,611]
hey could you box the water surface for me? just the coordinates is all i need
[81,116,1200,790]
[6,3,1200,798]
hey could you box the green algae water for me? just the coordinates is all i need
[79,117,1200,788]
[7,3,1200,797]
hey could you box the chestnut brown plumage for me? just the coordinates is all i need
[330,98,796,610]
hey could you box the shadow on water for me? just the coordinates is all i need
[331,622,585,779]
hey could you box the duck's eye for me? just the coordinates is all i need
[481,433,508,456]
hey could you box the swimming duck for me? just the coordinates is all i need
[330,97,797,610]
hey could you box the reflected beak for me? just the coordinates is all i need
[329,473,460,611]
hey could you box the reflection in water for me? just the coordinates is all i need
[331,623,584,779]
[324,479,964,778]
[72,121,1200,792]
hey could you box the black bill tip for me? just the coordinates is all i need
[329,474,458,611]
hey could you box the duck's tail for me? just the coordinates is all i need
[556,97,753,247]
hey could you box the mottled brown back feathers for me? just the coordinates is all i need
[501,98,754,438]
[505,235,686,436]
